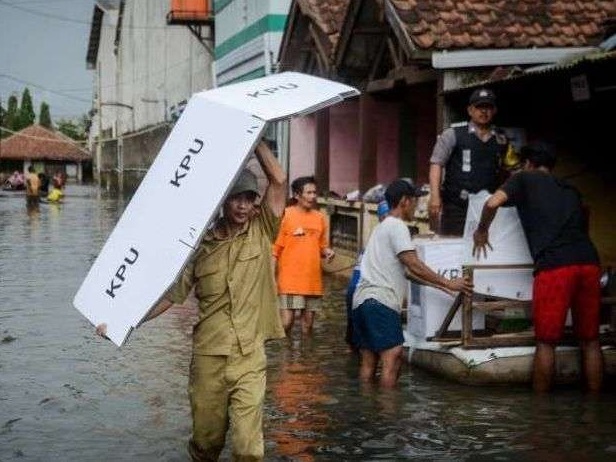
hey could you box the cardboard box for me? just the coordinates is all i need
[407,238,485,339]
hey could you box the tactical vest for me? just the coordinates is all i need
[442,125,508,203]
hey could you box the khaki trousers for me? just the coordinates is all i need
[188,343,266,462]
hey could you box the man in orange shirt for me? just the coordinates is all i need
[273,176,335,335]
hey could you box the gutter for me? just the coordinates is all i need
[432,47,597,69]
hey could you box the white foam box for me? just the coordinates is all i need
[407,238,485,339]
[462,191,571,325]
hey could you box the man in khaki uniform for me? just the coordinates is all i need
[98,142,287,461]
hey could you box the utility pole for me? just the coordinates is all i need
[97,102,132,194]
[96,68,103,187]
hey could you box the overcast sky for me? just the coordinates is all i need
[0,0,94,123]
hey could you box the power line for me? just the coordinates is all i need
[2,0,84,4]
[0,0,94,26]
[0,0,173,30]
[0,74,91,103]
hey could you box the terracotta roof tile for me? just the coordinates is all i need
[391,0,615,50]
[297,0,351,52]
[0,125,90,162]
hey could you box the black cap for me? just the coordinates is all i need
[385,178,428,205]
[469,88,496,106]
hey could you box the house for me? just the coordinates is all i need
[0,124,91,182]
[277,0,616,267]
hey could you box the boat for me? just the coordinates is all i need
[397,194,616,386]
[2,180,25,191]
[404,331,616,386]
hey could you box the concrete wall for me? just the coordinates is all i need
[288,97,427,199]
[117,0,213,130]
[98,123,172,193]
[288,115,316,181]
[91,0,214,193]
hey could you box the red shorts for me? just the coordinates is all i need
[533,264,601,343]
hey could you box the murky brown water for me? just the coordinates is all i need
[1,184,615,461]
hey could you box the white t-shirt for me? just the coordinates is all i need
[352,216,415,313]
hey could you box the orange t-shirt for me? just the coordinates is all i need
[272,205,329,296]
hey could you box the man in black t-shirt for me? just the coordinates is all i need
[472,143,603,394]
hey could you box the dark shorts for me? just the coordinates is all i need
[533,264,601,343]
[351,298,404,352]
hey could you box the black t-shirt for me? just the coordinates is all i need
[501,170,600,272]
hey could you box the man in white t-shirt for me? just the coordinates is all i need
[352,178,474,388]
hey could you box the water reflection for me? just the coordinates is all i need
[0,184,615,462]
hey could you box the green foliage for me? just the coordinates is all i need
[57,118,86,141]
[1,87,90,139]
[0,100,4,138]
[17,88,35,130]
[2,95,19,138]
[39,102,52,128]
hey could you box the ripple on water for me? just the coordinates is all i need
[1,185,616,461]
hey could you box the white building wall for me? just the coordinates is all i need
[95,6,119,140]
[214,0,291,85]
[96,0,214,138]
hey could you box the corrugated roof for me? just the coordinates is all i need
[0,125,91,162]
[442,48,616,93]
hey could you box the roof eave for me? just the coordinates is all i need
[86,5,104,70]
[431,47,598,69]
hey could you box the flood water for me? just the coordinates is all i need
[1,184,615,462]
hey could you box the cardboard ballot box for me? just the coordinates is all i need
[407,238,485,339]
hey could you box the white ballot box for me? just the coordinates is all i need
[407,238,485,339]
[462,191,534,300]
[462,191,571,324]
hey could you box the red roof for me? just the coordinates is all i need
[394,0,615,50]
[0,124,90,162]
[298,0,614,54]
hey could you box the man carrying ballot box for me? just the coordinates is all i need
[97,141,287,461]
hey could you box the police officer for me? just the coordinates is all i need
[428,88,518,236]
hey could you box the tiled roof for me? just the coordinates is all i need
[0,125,90,162]
[297,0,352,50]
[389,0,615,50]
[299,0,615,54]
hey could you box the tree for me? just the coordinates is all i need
[39,102,52,128]
[0,100,5,138]
[57,118,86,141]
[17,88,36,130]
[3,95,19,137]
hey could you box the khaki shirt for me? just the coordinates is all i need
[167,203,285,356]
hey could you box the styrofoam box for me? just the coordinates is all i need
[407,238,485,339]
[462,191,533,266]
[473,267,533,300]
